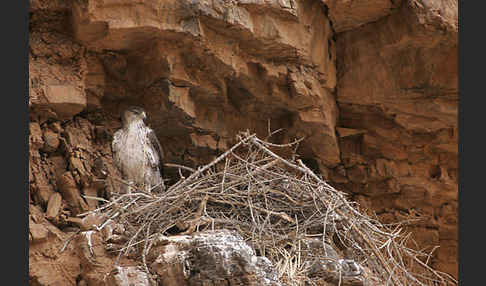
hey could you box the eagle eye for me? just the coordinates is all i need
[127,106,145,115]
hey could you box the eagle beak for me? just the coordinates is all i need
[142,111,147,120]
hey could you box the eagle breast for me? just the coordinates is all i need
[112,106,165,192]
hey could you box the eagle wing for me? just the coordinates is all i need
[147,129,165,177]
[111,130,122,167]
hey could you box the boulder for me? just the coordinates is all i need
[149,230,282,286]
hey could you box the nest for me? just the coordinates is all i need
[81,131,457,286]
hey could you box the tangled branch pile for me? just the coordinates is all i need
[82,132,457,286]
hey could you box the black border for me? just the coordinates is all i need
[457,0,463,282]
[458,0,475,285]
[5,0,29,284]
[18,0,465,284]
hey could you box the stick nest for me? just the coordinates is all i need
[82,132,457,286]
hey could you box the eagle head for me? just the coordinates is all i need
[122,106,147,127]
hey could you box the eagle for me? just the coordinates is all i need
[112,106,165,193]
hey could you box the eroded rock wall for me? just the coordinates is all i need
[331,0,458,277]
[29,0,458,283]
[70,0,341,168]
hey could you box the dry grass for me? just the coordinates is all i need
[80,131,457,286]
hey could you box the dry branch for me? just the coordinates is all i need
[84,131,457,286]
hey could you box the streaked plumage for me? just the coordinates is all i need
[112,106,165,192]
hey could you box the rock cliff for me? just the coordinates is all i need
[29,0,458,284]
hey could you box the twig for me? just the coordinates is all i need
[59,229,81,253]
[86,131,456,286]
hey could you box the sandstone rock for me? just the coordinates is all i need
[190,133,219,150]
[49,155,68,178]
[169,86,196,118]
[43,85,87,119]
[438,224,457,241]
[30,223,49,243]
[30,122,44,149]
[362,134,409,161]
[69,156,91,186]
[341,153,366,169]
[49,121,62,133]
[33,183,55,207]
[29,0,69,12]
[107,266,150,286]
[68,0,340,171]
[85,52,106,110]
[150,230,282,286]
[64,124,91,152]
[439,202,457,225]
[329,165,347,183]
[29,208,83,286]
[336,127,366,138]
[346,165,367,184]
[75,230,109,269]
[324,0,402,33]
[82,187,99,210]
[435,239,457,277]
[334,10,458,275]
[394,184,428,210]
[92,157,109,180]
[335,0,458,201]
[377,212,396,225]
[101,52,127,81]
[57,171,89,215]
[374,159,399,178]
[42,130,60,153]
[394,161,411,177]
[353,195,372,213]
[366,178,400,196]
[46,192,62,221]
[394,114,447,133]
[414,227,440,246]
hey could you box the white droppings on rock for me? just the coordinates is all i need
[149,230,282,286]
[338,259,362,277]
[84,230,95,256]
[107,266,150,286]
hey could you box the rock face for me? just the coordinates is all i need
[28,0,458,284]
[324,0,403,33]
[334,0,458,277]
[29,204,82,286]
[68,0,342,168]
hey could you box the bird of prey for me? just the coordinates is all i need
[112,106,165,193]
